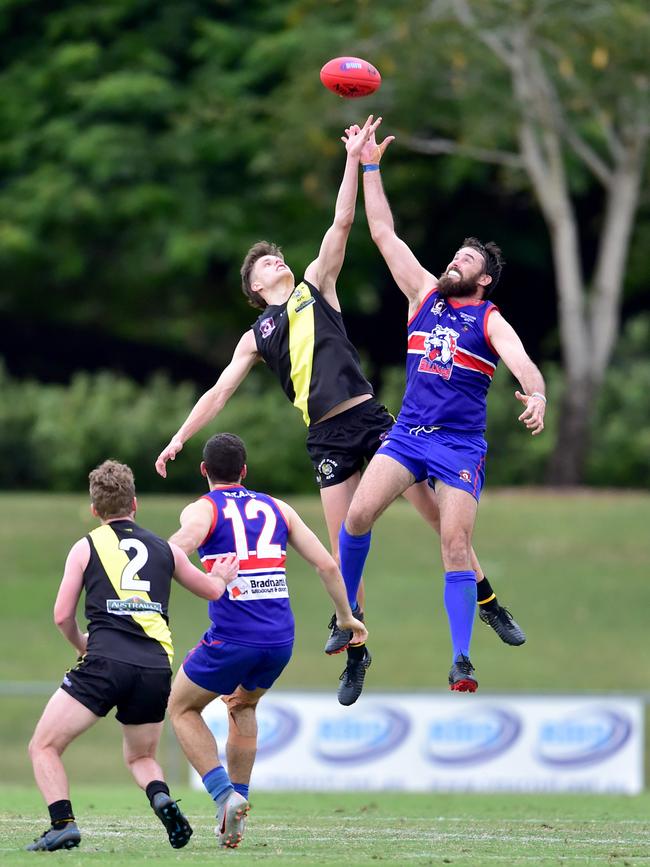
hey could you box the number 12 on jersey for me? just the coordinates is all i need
[221,498,282,561]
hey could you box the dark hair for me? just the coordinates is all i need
[89,460,136,519]
[462,237,504,298]
[203,433,247,483]
[240,240,283,310]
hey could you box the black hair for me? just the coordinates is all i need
[202,433,247,483]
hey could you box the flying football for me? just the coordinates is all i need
[320,56,381,99]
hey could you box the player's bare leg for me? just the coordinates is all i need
[168,666,222,776]
[169,667,248,849]
[29,689,98,803]
[404,480,525,646]
[26,689,96,850]
[122,721,192,849]
[336,455,415,705]
[222,686,265,787]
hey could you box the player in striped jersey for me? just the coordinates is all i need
[26,461,238,852]
[336,122,546,694]
[166,433,366,849]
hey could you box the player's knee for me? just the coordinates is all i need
[440,535,471,566]
[345,504,373,536]
[221,690,261,716]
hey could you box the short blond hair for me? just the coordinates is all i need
[89,460,136,519]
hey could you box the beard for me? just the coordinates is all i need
[437,273,481,299]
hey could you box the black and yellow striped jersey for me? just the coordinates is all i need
[83,520,174,669]
[252,280,373,427]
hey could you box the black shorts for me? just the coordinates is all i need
[61,655,171,725]
[306,398,395,489]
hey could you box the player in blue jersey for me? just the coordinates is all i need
[335,123,547,694]
[26,460,238,852]
[166,433,367,850]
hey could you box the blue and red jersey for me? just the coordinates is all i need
[197,486,294,647]
[398,290,500,433]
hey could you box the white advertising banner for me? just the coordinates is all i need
[196,693,644,794]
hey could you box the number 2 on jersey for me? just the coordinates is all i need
[119,538,151,591]
[222,499,281,561]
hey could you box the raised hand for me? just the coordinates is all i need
[342,114,383,159]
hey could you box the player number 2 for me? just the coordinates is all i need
[119,538,151,592]
[222,499,281,560]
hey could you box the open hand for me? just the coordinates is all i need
[210,553,239,584]
[515,391,545,436]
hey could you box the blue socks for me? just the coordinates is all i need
[444,570,477,660]
[233,783,249,800]
[338,523,372,607]
[202,766,234,806]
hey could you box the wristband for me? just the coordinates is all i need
[530,392,546,403]
[362,163,380,173]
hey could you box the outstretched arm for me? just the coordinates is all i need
[488,311,546,436]
[275,499,368,644]
[170,542,239,601]
[304,115,380,309]
[155,330,260,477]
[360,127,436,312]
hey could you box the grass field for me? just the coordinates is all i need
[3,786,650,865]
[2,490,650,786]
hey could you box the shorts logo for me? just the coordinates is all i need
[418,325,459,380]
[107,596,163,615]
[459,469,472,484]
[317,458,338,481]
[260,317,275,338]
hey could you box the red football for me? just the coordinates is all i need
[320,56,381,99]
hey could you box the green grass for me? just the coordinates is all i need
[2,490,650,786]
[3,786,650,866]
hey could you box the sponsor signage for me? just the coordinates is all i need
[195,693,643,793]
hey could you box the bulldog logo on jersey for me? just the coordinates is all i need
[419,325,460,380]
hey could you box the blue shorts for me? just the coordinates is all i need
[182,632,293,695]
[377,422,487,501]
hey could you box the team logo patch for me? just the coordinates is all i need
[317,458,338,481]
[260,316,275,338]
[431,299,445,316]
[459,469,472,484]
[418,324,460,380]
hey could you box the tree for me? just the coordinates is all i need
[380,0,649,483]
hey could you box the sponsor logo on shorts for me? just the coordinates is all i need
[535,709,632,767]
[62,675,72,687]
[107,596,163,615]
[260,316,275,338]
[317,458,338,481]
[424,708,521,765]
[314,705,410,764]
[459,469,472,484]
